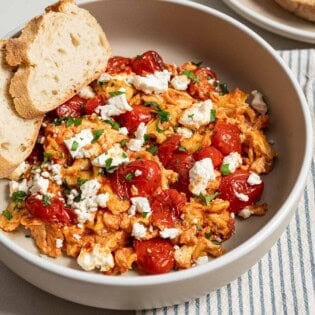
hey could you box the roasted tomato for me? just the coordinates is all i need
[212,121,242,155]
[218,170,264,213]
[84,95,104,115]
[151,189,187,228]
[116,105,153,133]
[157,135,181,167]
[135,238,175,274]
[131,50,165,75]
[55,95,85,118]
[167,152,194,195]
[187,67,217,100]
[25,195,76,225]
[111,160,162,199]
[193,146,223,168]
[27,144,43,165]
[106,56,132,74]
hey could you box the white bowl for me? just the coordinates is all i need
[0,0,312,310]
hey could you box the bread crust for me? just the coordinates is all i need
[0,40,42,178]
[273,0,315,22]
[6,0,112,118]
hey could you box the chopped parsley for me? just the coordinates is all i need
[210,109,216,122]
[77,178,88,186]
[214,81,228,95]
[181,70,200,83]
[42,195,51,206]
[142,212,149,218]
[92,129,104,143]
[66,117,75,127]
[205,232,212,240]
[43,152,52,163]
[178,145,187,152]
[144,101,171,133]
[146,145,158,155]
[2,210,12,220]
[104,119,120,130]
[122,152,128,158]
[74,117,83,126]
[12,191,27,203]
[120,139,127,147]
[125,172,135,181]
[104,158,118,174]
[109,90,125,97]
[198,192,219,206]
[188,113,194,120]
[71,140,79,151]
[220,164,230,176]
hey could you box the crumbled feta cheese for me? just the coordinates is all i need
[131,70,171,94]
[78,86,96,99]
[250,90,268,114]
[81,179,101,199]
[41,171,50,178]
[9,179,28,196]
[92,144,129,167]
[222,152,242,173]
[77,244,114,272]
[247,172,262,185]
[234,191,249,202]
[10,161,29,180]
[48,163,63,185]
[160,228,180,239]
[98,73,133,84]
[127,122,147,152]
[118,127,129,135]
[96,88,132,120]
[55,238,63,249]
[29,173,49,195]
[97,73,111,84]
[238,207,253,219]
[134,169,142,177]
[64,129,94,159]
[195,256,209,266]
[131,222,147,240]
[95,193,109,208]
[179,100,213,128]
[189,158,215,195]
[170,74,190,90]
[176,127,193,139]
[128,197,152,216]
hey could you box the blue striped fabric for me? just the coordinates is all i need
[138,49,315,315]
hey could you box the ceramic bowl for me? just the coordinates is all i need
[0,0,312,310]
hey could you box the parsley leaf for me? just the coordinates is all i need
[77,178,88,186]
[210,109,216,122]
[109,90,125,97]
[104,119,120,130]
[2,210,12,220]
[199,192,219,206]
[43,152,52,163]
[125,172,135,181]
[12,191,27,203]
[92,129,104,143]
[181,70,200,83]
[146,145,158,155]
[220,164,230,176]
[104,158,118,174]
[142,212,149,218]
[120,139,127,147]
[71,141,79,151]
[66,117,75,127]
[178,145,187,152]
[42,195,51,206]
[205,232,212,239]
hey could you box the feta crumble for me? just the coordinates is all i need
[170,74,190,90]
[195,256,209,266]
[128,197,151,216]
[179,100,213,128]
[127,122,147,152]
[9,179,28,196]
[55,238,63,249]
[189,158,215,195]
[92,144,129,167]
[160,228,180,239]
[29,173,49,195]
[131,222,147,240]
[221,152,242,173]
[78,86,96,99]
[238,207,253,219]
[64,129,94,159]
[247,172,262,185]
[176,127,193,139]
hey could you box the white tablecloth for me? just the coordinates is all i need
[0,1,314,314]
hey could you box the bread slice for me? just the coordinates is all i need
[0,40,42,179]
[6,0,111,118]
[273,0,315,22]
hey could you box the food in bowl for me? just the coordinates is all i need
[0,49,276,275]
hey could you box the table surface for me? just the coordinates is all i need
[0,1,313,314]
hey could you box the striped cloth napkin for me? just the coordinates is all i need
[137,49,315,315]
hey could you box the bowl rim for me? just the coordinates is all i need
[0,0,313,287]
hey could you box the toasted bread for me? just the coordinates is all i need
[273,0,315,22]
[0,40,42,179]
[6,0,111,118]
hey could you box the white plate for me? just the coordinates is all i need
[223,0,315,43]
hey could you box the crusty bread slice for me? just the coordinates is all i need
[0,40,42,179]
[273,0,315,22]
[6,0,111,118]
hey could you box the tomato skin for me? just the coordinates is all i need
[188,67,217,100]
[106,56,131,74]
[111,160,162,199]
[212,121,242,155]
[25,195,76,225]
[84,95,104,115]
[134,238,175,274]
[218,170,264,213]
[151,189,187,228]
[55,96,85,118]
[116,105,153,133]
[193,146,223,168]
[157,135,181,168]
[131,50,165,75]
[167,152,195,195]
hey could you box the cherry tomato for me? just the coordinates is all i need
[218,170,264,213]
[212,121,242,155]
[134,238,175,274]
[55,95,85,118]
[157,135,181,168]
[151,189,187,228]
[25,195,76,225]
[116,105,153,133]
[188,67,217,100]
[167,152,194,195]
[84,95,104,115]
[111,160,162,199]
[131,50,165,76]
[193,146,223,168]
[106,56,131,74]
